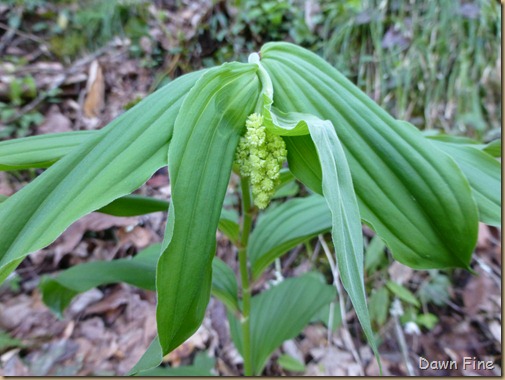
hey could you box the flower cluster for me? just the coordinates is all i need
[235,113,287,209]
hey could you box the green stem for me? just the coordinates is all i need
[239,175,253,376]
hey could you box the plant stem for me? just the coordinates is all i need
[239,175,253,376]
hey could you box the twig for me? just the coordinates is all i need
[318,234,364,376]
[0,18,52,54]
[390,298,415,376]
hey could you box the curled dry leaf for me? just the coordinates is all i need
[83,60,105,119]
[37,105,73,134]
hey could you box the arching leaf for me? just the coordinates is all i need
[0,69,205,283]
[156,63,261,354]
[260,42,478,270]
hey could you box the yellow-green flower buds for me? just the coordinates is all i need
[235,113,287,209]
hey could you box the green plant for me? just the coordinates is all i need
[0,42,500,375]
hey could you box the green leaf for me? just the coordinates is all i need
[0,329,24,351]
[386,281,420,307]
[229,273,335,375]
[260,42,478,270]
[272,168,299,199]
[136,352,215,376]
[128,337,163,376]
[418,271,451,307]
[369,286,390,326]
[0,69,206,284]
[39,242,237,374]
[40,244,160,317]
[277,354,305,373]
[416,313,438,330]
[0,130,96,171]
[427,136,501,227]
[249,194,331,279]
[40,245,240,320]
[156,63,260,355]
[96,194,169,216]
[364,235,387,274]
[218,207,240,243]
[211,257,240,313]
[258,87,379,367]
[483,139,501,158]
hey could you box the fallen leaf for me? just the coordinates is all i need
[83,60,105,119]
[37,105,72,134]
[388,261,414,285]
[48,213,138,264]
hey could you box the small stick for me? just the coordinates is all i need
[318,234,364,376]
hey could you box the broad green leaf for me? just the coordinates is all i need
[39,242,237,375]
[427,137,501,227]
[40,243,239,318]
[129,337,163,376]
[40,244,160,317]
[272,168,299,199]
[0,130,96,171]
[277,354,305,373]
[0,193,241,239]
[483,139,501,158]
[258,87,379,366]
[386,281,420,307]
[211,257,240,313]
[136,352,215,376]
[0,69,206,284]
[97,195,169,216]
[272,178,299,199]
[218,207,240,243]
[229,273,335,375]
[156,63,260,355]
[249,194,331,279]
[260,42,478,270]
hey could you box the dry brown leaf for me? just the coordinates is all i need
[0,172,14,197]
[37,105,73,134]
[116,225,154,249]
[68,289,104,317]
[388,261,414,285]
[306,346,358,375]
[48,213,138,263]
[477,222,493,250]
[462,269,497,316]
[165,325,211,366]
[83,60,105,119]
